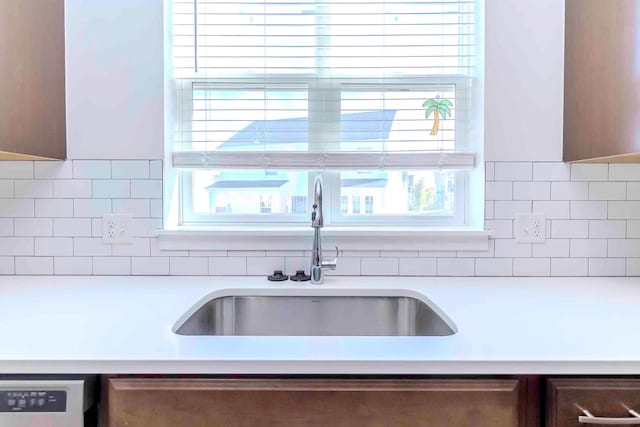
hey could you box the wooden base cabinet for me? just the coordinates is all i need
[106,378,534,427]
[548,379,640,427]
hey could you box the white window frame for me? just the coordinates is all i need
[176,76,471,227]
[161,0,490,251]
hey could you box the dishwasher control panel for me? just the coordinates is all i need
[0,390,66,412]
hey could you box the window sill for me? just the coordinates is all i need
[157,226,491,251]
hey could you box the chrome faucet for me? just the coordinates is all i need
[310,174,337,284]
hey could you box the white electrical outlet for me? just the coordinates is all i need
[515,213,546,243]
[102,214,133,244]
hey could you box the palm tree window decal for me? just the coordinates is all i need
[423,95,453,136]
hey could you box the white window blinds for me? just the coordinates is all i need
[171,0,477,170]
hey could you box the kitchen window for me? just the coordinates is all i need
[164,0,485,247]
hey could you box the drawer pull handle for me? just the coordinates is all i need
[578,405,640,425]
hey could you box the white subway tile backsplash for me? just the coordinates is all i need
[626,258,640,276]
[35,199,72,217]
[551,258,588,276]
[92,180,130,198]
[93,257,131,275]
[607,239,640,258]
[0,257,14,275]
[608,201,640,220]
[572,164,608,181]
[437,258,474,276]
[0,199,34,217]
[627,221,640,238]
[589,182,626,200]
[169,257,207,275]
[112,161,149,179]
[247,256,284,275]
[54,257,92,275]
[2,159,640,277]
[494,201,531,219]
[360,257,399,276]
[532,239,570,258]
[112,238,151,257]
[112,199,150,218]
[532,162,570,182]
[284,256,307,275]
[513,258,550,276]
[485,162,495,181]
[380,250,419,258]
[569,239,607,258]
[0,181,13,198]
[494,162,532,181]
[551,182,588,200]
[589,258,625,276]
[570,201,607,219]
[398,258,436,276]
[34,161,72,179]
[484,220,513,238]
[532,201,569,219]
[626,182,640,200]
[150,161,163,179]
[150,199,163,218]
[131,180,162,199]
[209,257,247,276]
[15,257,53,275]
[494,239,532,258]
[513,182,550,200]
[72,161,111,179]
[53,180,92,198]
[54,218,92,237]
[475,258,512,276]
[609,164,640,181]
[485,201,494,219]
[0,237,33,256]
[73,199,111,218]
[132,257,170,275]
[15,218,53,237]
[0,219,13,236]
[0,162,33,179]
[131,218,161,238]
[589,220,626,238]
[73,238,111,256]
[485,182,512,200]
[326,257,361,276]
[14,180,53,198]
[551,220,588,238]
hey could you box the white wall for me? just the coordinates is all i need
[484,0,564,161]
[65,0,164,160]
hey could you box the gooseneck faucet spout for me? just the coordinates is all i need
[310,174,337,284]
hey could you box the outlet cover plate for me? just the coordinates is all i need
[515,213,546,243]
[102,214,133,244]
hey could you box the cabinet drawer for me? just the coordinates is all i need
[107,378,525,427]
[548,379,640,427]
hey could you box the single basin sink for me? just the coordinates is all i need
[173,289,456,336]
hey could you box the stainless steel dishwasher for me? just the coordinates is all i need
[0,375,97,427]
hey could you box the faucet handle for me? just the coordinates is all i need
[321,246,339,270]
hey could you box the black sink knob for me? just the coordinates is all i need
[290,270,310,282]
[267,270,288,282]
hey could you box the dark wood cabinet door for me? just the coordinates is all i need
[548,379,640,427]
[564,0,640,162]
[0,0,66,160]
[107,378,528,427]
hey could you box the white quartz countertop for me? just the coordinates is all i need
[1,275,639,374]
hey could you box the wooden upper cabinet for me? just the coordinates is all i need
[0,0,66,160]
[564,0,640,162]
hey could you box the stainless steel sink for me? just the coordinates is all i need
[174,290,456,336]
